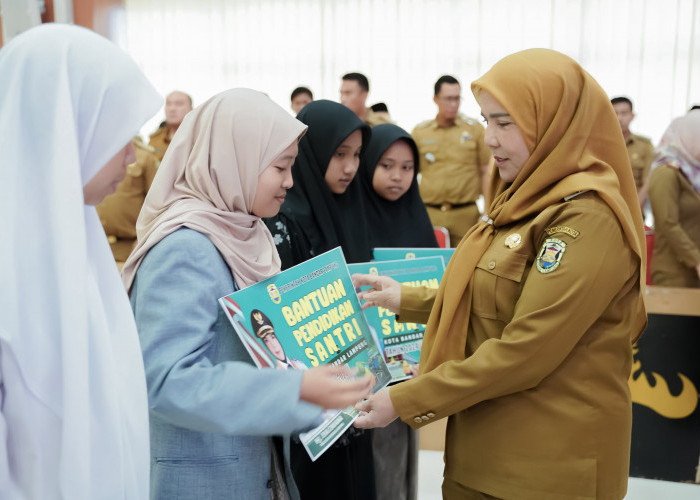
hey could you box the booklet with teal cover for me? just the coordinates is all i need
[348,257,445,382]
[218,247,391,461]
[372,247,455,265]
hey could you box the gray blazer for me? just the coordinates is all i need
[130,228,322,499]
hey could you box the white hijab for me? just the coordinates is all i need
[0,24,162,499]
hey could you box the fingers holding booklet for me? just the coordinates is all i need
[353,387,398,429]
[300,365,374,410]
[218,247,392,461]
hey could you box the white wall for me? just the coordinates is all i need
[125,0,700,145]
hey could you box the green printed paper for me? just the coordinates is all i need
[218,247,391,461]
[373,247,455,265]
[348,256,445,382]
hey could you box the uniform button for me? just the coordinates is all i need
[421,415,430,421]
[488,261,496,270]
[427,412,435,418]
[414,417,422,424]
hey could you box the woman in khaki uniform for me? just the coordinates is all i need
[648,111,700,288]
[353,49,646,500]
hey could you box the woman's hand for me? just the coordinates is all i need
[353,387,398,429]
[351,274,402,313]
[300,365,373,410]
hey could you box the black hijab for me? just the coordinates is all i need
[358,123,438,248]
[278,100,372,264]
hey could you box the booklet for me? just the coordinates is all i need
[218,247,391,461]
[348,257,446,382]
[373,247,455,265]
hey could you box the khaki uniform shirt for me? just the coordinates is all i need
[97,142,159,261]
[393,192,642,499]
[626,133,654,190]
[648,165,700,287]
[148,126,171,162]
[411,116,491,205]
[365,109,393,127]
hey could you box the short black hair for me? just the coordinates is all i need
[610,96,633,111]
[434,75,460,96]
[370,102,388,113]
[342,72,369,93]
[291,86,313,101]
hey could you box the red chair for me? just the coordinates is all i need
[645,225,654,285]
[433,226,450,248]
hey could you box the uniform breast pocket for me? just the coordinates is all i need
[472,252,529,322]
[419,143,440,165]
[458,139,477,151]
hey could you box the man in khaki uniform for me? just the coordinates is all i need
[96,139,159,263]
[148,90,193,161]
[611,96,654,208]
[340,72,393,127]
[412,75,491,246]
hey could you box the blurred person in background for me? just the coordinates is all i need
[412,75,491,246]
[97,139,160,265]
[647,110,700,288]
[148,90,193,161]
[290,86,313,114]
[611,96,654,210]
[340,72,392,127]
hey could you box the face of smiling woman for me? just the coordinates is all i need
[251,141,298,218]
[478,90,531,183]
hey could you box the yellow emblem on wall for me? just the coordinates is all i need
[629,347,698,419]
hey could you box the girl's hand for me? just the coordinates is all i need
[300,365,373,409]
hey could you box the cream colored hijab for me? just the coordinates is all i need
[419,49,647,374]
[122,88,307,290]
[652,110,700,194]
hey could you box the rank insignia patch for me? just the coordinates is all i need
[536,237,566,273]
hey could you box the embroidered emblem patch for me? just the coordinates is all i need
[536,238,566,273]
[504,233,522,249]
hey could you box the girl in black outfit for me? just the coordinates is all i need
[358,123,438,250]
[265,99,375,500]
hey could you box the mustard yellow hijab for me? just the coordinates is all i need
[419,49,646,374]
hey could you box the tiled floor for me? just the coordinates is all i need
[417,450,700,500]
